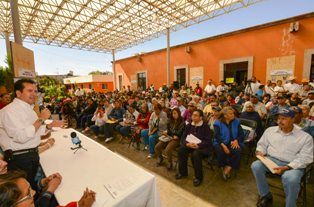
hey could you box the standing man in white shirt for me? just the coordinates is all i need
[216,80,229,95]
[245,76,261,95]
[284,76,301,94]
[251,108,313,207]
[0,79,64,191]
[204,79,216,96]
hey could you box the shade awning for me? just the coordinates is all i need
[0,0,264,52]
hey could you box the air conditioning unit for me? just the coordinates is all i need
[289,21,299,33]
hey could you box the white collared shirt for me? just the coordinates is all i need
[284,82,301,94]
[0,98,46,151]
[204,84,216,94]
[256,125,313,169]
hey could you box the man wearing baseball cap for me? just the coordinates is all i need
[251,108,313,207]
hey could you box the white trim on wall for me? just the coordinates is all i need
[117,73,123,91]
[174,65,189,86]
[219,56,254,81]
[136,70,148,90]
[303,49,314,79]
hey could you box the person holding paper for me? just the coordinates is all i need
[251,108,313,207]
[213,106,244,180]
[176,109,212,187]
[155,107,185,170]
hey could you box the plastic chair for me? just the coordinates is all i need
[239,118,257,164]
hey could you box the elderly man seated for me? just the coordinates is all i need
[251,108,313,207]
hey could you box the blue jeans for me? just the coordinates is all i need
[141,129,158,154]
[90,125,104,135]
[115,125,132,137]
[251,157,304,207]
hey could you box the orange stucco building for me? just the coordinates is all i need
[63,75,114,93]
[114,12,314,91]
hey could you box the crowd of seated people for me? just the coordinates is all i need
[0,75,313,206]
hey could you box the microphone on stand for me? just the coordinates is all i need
[70,132,87,153]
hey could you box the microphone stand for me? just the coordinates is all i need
[71,143,88,154]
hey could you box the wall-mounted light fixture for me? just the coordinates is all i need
[289,21,299,33]
[185,46,191,53]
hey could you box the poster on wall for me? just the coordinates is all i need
[266,55,295,82]
[10,42,36,79]
[130,75,137,91]
[189,67,204,88]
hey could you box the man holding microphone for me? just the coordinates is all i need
[0,78,64,190]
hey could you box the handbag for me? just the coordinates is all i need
[158,135,172,142]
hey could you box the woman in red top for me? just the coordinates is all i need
[130,104,151,149]
[136,104,151,129]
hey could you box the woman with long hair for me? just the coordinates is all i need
[141,103,168,158]
[155,107,185,170]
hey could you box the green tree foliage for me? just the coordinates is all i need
[0,55,14,92]
[88,70,103,75]
[88,70,113,75]
[36,76,66,101]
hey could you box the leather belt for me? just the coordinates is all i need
[12,147,38,156]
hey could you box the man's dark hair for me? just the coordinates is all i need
[194,109,204,117]
[14,78,36,95]
[0,171,26,207]
[0,182,21,207]
[0,170,26,182]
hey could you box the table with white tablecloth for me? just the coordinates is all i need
[40,128,160,207]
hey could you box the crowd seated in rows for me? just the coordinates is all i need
[0,76,313,206]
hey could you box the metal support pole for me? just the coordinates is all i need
[166,28,170,86]
[112,49,116,91]
[10,0,23,45]
[4,32,11,59]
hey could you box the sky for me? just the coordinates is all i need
[0,0,314,76]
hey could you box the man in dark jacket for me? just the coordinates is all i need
[176,109,212,187]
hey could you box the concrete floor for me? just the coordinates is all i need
[84,132,313,207]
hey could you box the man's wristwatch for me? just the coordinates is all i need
[38,118,45,125]
[286,165,293,170]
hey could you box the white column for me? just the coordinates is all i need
[4,32,11,58]
[166,28,170,86]
[112,49,116,90]
[10,0,23,45]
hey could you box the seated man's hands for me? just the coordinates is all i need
[43,173,62,193]
[255,150,265,158]
[78,188,96,207]
[273,166,290,175]
[186,143,199,149]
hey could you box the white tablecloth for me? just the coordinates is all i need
[40,128,160,207]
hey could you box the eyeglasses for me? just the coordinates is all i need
[14,186,33,206]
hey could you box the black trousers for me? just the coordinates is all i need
[7,151,40,191]
[214,145,242,169]
[178,146,208,180]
